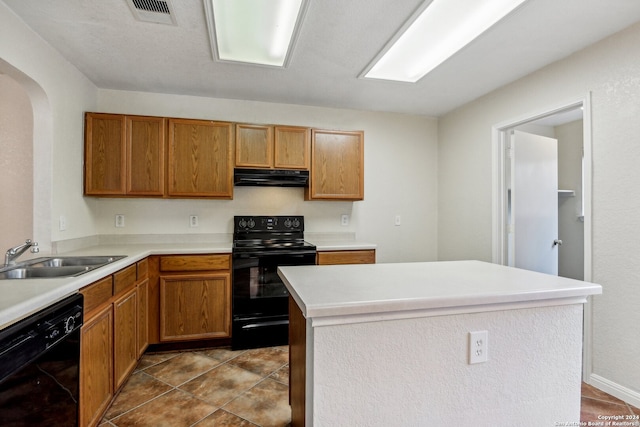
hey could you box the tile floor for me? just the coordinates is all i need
[581,382,640,423]
[99,346,639,427]
[99,346,291,427]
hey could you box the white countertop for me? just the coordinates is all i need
[278,260,602,321]
[0,242,232,329]
[0,237,376,330]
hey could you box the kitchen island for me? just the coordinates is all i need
[278,260,602,427]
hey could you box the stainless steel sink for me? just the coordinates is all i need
[0,255,126,280]
[0,266,91,280]
[27,256,125,268]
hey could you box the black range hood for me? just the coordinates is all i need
[234,168,309,187]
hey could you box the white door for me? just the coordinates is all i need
[509,130,559,275]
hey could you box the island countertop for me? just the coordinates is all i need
[278,260,602,320]
[281,260,601,426]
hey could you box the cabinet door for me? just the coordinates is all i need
[113,287,137,390]
[85,113,126,195]
[137,278,149,357]
[159,273,231,341]
[80,305,113,427]
[274,126,310,170]
[167,119,233,198]
[235,124,273,168]
[307,129,364,200]
[126,115,166,196]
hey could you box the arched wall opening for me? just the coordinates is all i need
[0,59,53,253]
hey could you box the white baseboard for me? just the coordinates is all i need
[588,374,640,409]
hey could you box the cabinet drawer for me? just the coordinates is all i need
[316,250,376,265]
[160,255,230,272]
[114,264,137,295]
[137,258,148,280]
[81,276,113,317]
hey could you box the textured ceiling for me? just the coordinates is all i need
[3,0,640,116]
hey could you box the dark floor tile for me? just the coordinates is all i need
[111,389,215,427]
[581,396,631,422]
[180,363,263,407]
[193,409,259,426]
[270,364,289,385]
[230,346,289,377]
[581,382,628,406]
[144,352,220,386]
[224,378,291,427]
[136,352,178,371]
[104,371,173,419]
[200,347,247,364]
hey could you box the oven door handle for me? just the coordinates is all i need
[233,250,317,258]
[241,320,289,330]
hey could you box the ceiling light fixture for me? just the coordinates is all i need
[204,0,309,67]
[362,0,528,83]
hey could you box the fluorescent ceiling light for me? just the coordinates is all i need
[363,0,528,82]
[205,0,308,67]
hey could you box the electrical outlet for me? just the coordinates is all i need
[341,214,349,226]
[469,330,488,364]
[115,214,125,228]
[189,215,199,227]
[395,215,401,226]
[59,215,67,231]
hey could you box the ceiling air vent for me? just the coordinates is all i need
[126,0,177,25]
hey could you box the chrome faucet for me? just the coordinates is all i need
[5,239,40,266]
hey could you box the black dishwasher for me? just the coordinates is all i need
[0,293,83,426]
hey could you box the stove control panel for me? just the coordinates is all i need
[234,216,304,232]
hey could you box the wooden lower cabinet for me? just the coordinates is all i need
[79,258,150,427]
[159,273,231,341]
[316,249,376,265]
[80,305,113,427]
[137,278,149,357]
[113,287,137,390]
[157,254,232,343]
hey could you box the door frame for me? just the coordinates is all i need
[491,93,593,380]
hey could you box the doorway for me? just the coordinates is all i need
[491,95,593,380]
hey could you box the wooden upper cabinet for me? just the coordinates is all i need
[274,126,310,170]
[85,113,165,197]
[235,124,310,170]
[126,115,165,196]
[85,113,126,195]
[235,124,273,168]
[167,118,234,198]
[306,129,364,200]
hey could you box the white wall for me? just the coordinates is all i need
[0,4,439,264]
[0,75,33,250]
[439,22,640,404]
[312,304,583,426]
[94,90,439,263]
[0,2,98,251]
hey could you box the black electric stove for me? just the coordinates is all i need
[232,216,316,350]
